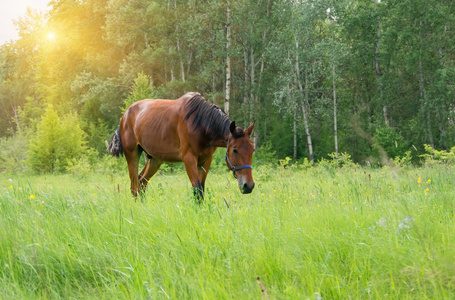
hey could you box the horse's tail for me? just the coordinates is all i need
[106,127,123,157]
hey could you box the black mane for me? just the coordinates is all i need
[183,93,231,141]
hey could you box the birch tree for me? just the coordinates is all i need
[225,0,231,116]
[292,9,314,164]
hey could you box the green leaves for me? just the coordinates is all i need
[122,73,155,113]
[28,105,86,173]
[1,0,455,167]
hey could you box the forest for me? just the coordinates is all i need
[1,0,455,173]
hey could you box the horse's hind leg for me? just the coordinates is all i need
[139,157,163,192]
[124,148,142,197]
[138,156,151,188]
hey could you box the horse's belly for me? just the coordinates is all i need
[139,133,182,162]
[146,148,182,162]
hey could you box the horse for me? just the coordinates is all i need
[107,92,255,200]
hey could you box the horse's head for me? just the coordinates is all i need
[226,121,255,194]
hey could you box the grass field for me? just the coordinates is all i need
[1,164,454,299]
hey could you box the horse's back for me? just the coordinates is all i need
[123,92,197,124]
[120,98,184,161]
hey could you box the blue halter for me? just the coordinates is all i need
[225,134,252,178]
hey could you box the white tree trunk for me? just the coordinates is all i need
[333,64,338,158]
[176,40,185,82]
[294,30,314,164]
[293,94,297,161]
[304,69,314,164]
[186,51,192,78]
[250,44,255,123]
[243,44,248,112]
[419,20,434,149]
[225,0,231,116]
[332,26,338,159]
[375,0,388,127]
[169,46,175,81]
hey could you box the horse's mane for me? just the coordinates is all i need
[183,93,231,140]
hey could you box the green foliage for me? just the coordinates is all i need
[0,132,30,174]
[279,156,292,168]
[73,71,125,128]
[82,119,111,156]
[296,157,313,169]
[209,148,228,172]
[392,151,413,167]
[66,148,99,179]
[28,105,86,173]
[254,141,277,166]
[18,97,44,130]
[373,127,409,159]
[122,73,155,113]
[420,144,455,166]
[266,113,297,159]
[65,155,93,180]
[93,154,126,175]
[318,152,356,169]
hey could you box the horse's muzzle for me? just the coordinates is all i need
[241,182,255,194]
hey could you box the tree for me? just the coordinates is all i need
[0,8,44,136]
[122,73,155,112]
[28,105,86,173]
[225,0,231,116]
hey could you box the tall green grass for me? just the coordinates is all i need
[0,165,454,299]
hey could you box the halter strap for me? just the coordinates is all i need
[225,135,252,178]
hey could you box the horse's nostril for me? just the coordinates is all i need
[242,182,255,194]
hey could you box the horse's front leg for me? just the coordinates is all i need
[198,156,213,194]
[182,154,204,202]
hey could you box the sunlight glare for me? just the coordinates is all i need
[47,32,56,41]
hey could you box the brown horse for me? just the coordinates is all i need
[108,92,255,200]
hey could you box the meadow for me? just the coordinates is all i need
[0,164,454,299]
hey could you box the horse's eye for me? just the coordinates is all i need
[233,148,238,154]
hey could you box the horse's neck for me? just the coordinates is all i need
[212,136,229,148]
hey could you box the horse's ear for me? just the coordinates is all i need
[245,120,255,136]
[229,121,236,134]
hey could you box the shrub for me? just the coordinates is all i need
[254,141,277,165]
[318,152,356,169]
[122,73,156,113]
[420,144,455,165]
[66,148,99,179]
[0,132,30,174]
[93,154,126,174]
[392,151,413,167]
[373,126,409,159]
[83,119,111,156]
[296,157,313,169]
[279,156,292,168]
[28,105,86,173]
